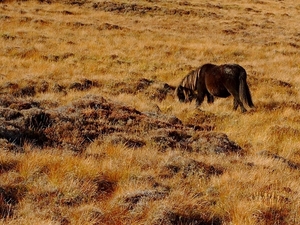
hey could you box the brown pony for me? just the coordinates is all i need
[175,63,254,112]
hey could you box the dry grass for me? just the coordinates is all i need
[0,0,300,224]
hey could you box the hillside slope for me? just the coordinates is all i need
[0,0,300,224]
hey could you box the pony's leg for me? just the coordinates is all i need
[240,105,247,113]
[207,93,214,104]
[225,86,247,112]
[196,92,205,107]
[233,98,247,112]
[233,99,239,110]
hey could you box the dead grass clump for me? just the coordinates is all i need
[41,52,74,62]
[13,47,40,59]
[150,129,193,152]
[1,79,99,97]
[145,82,175,101]
[93,177,117,199]
[259,150,300,170]
[71,94,108,109]
[0,107,49,147]
[268,125,300,146]
[123,190,167,210]
[0,160,18,174]
[106,78,175,101]
[0,139,21,152]
[0,185,27,218]
[0,108,22,121]
[253,207,290,225]
[1,81,43,97]
[178,109,216,130]
[97,22,126,31]
[159,155,223,179]
[151,208,223,225]
[23,108,51,130]
[14,85,36,97]
[109,134,146,149]
[68,79,98,91]
[192,132,243,154]
[92,1,161,15]
[74,205,103,224]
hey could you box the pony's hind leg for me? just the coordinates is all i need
[233,99,239,110]
[224,83,247,112]
[233,98,247,112]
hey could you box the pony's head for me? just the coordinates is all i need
[175,85,195,102]
[175,85,186,102]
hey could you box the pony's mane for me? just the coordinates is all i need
[179,67,201,91]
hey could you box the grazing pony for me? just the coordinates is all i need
[175,63,254,112]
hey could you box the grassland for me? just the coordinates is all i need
[0,0,300,224]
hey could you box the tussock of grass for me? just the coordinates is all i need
[0,0,300,224]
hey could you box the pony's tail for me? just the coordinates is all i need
[239,72,254,108]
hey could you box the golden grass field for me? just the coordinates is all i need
[0,0,300,224]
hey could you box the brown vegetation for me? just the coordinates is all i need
[0,0,300,224]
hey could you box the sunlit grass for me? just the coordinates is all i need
[0,0,299,224]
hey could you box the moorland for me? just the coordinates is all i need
[0,0,300,224]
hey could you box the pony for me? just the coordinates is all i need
[175,63,254,112]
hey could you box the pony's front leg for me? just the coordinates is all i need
[196,92,205,107]
[207,93,214,104]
